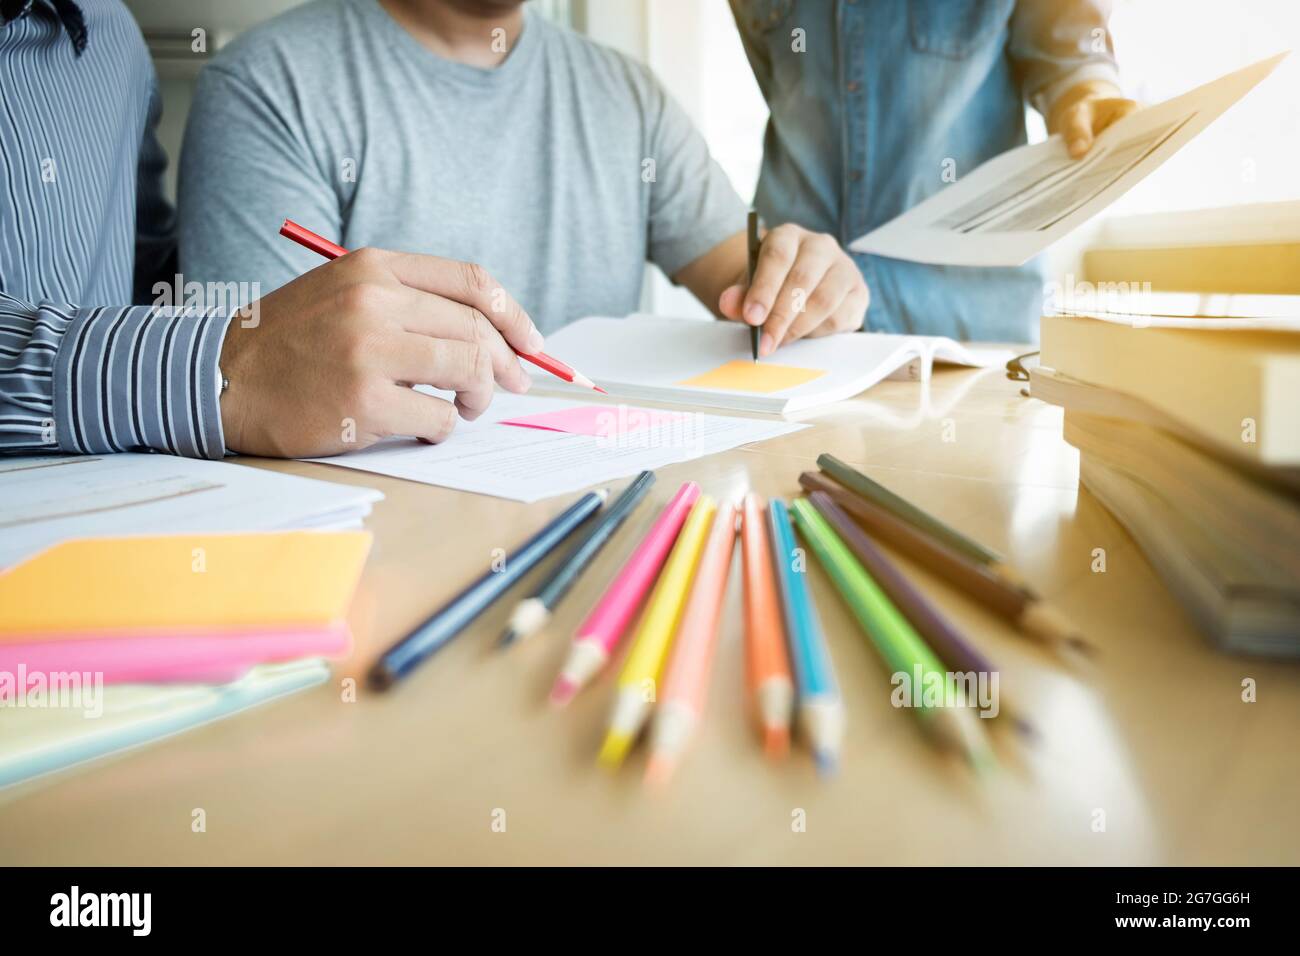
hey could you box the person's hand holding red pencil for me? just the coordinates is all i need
[280,220,603,392]
[216,221,598,458]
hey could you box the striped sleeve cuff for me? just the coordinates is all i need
[47,302,232,459]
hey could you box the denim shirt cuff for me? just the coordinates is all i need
[1032,62,1124,118]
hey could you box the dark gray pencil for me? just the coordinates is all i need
[498,470,656,647]
[748,210,761,362]
[371,488,607,688]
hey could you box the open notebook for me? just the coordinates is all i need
[533,316,1011,413]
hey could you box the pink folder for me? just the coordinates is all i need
[0,624,351,685]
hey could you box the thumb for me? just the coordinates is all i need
[718,283,746,321]
[1064,100,1096,158]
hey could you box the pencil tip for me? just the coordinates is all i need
[1012,716,1040,741]
[763,725,789,759]
[970,747,999,777]
[570,370,604,393]
[597,731,633,768]
[367,664,395,692]
[813,749,838,776]
[644,755,675,787]
[1068,635,1098,657]
[549,676,578,708]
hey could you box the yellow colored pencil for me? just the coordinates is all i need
[598,495,717,768]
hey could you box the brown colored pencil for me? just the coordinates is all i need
[817,454,1032,592]
[799,471,1092,658]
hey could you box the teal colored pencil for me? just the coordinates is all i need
[789,498,993,769]
[768,499,844,773]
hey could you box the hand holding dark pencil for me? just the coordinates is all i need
[718,218,869,357]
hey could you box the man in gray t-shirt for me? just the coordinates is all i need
[180,0,868,454]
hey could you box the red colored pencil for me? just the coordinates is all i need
[279,219,605,393]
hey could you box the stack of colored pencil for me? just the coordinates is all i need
[366,453,1089,786]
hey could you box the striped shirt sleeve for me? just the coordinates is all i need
[0,292,231,458]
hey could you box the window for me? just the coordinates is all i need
[1104,0,1299,215]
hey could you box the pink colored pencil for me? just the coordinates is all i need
[644,500,738,785]
[550,482,701,706]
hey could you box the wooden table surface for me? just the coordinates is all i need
[2,367,1297,865]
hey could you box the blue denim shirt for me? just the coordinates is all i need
[731,0,1120,342]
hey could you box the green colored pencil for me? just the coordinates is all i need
[789,498,994,769]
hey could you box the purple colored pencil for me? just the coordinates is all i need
[806,490,1035,738]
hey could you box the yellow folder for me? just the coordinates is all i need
[0,531,372,636]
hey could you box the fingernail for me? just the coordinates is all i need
[527,328,545,352]
[760,332,775,357]
[744,303,767,325]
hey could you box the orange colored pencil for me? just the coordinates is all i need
[644,500,738,786]
[740,492,794,757]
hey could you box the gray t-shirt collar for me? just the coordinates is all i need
[356,0,541,90]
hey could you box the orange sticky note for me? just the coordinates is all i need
[0,531,372,636]
[677,360,826,394]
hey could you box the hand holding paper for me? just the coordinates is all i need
[1048,79,1141,158]
[851,54,1286,267]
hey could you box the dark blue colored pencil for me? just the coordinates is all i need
[369,488,607,688]
[498,470,655,647]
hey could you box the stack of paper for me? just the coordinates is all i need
[1035,311,1300,657]
[0,659,329,789]
[0,531,371,788]
[309,390,810,501]
[0,453,383,569]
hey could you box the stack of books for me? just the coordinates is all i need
[1035,300,1300,657]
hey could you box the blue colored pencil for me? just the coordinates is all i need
[369,488,608,688]
[498,470,656,647]
[767,499,844,773]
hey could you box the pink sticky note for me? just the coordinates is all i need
[499,405,685,439]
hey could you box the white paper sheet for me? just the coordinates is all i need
[850,53,1287,267]
[529,316,1011,413]
[0,455,382,569]
[1048,290,1300,331]
[306,392,806,502]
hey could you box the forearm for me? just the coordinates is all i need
[1010,0,1122,117]
[0,293,230,458]
[673,230,748,319]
